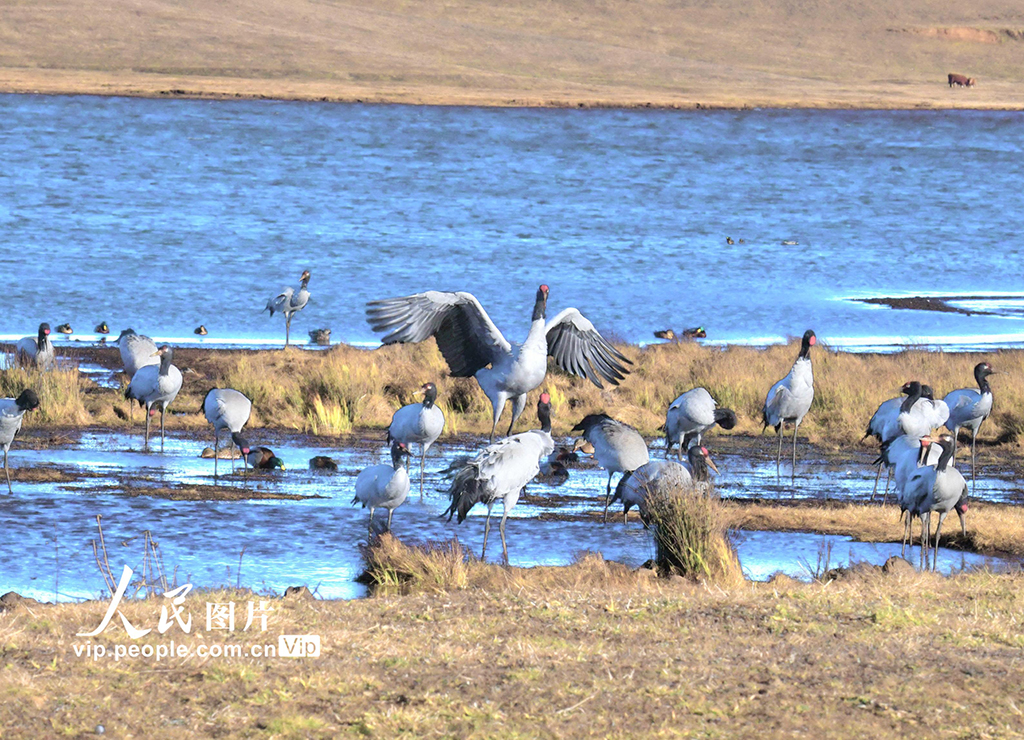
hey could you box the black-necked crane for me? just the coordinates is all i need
[611,445,719,525]
[865,382,915,501]
[265,269,311,348]
[444,393,555,562]
[15,323,54,370]
[0,390,40,494]
[117,329,159,380]
[353,440,411,533]
[905,435,968,571]
[366,285,631,442]
[664,387,737,460]
[944,362,997,491]
[386,382,445,499]
[202,388,253,479]
[571,413,649,523]
[762,329,816,482]
[125,346,182,452]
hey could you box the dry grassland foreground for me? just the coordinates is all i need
[1,554,1023,738]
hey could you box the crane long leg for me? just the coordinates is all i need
[144,407,152,451]
[880,466,893,506]
[368,506,375,535]
[499,510,509,565]
[776,427,784,481]
[919,512,928,570]
[214,428,220,480]
[3,449,10,495]
[285,315,291,348]
[901,511,910,558]
[791,421,799,487]
[419,450,426,500]
[933,512,948,572]
[602,472,614,523]
[482,508,493,560]
[387,508,394,531]
[870,463,883,502]
[971,428,978,494]
[160,406,166,453]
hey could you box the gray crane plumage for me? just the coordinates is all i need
[943,362,996,492]
[203,388,253,479]
[444,395,555,562]
[762,329,815,483]
[353,441,412,533]
[612,445,719,525]
[117,329,159,380]
[0,390,40,494]
[125,346,183,452]
[664,387,736,460]
[387,382,446,499]
[905,435,968,571]
[572,413,650,523]
[15,323,54,370]
[265,269,311,348]
[367,285,630,442]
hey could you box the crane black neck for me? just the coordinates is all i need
[900,382,922,413]
[796,330,815,360]
[390,443,408,469]
[37,325,50,346]
[688,446,709,481]
[936,437,955,472]
[975,364,992,394]
[158,350,173,376]
[422,384,438,408]
[537,401,552,433]
[533,288,548,322]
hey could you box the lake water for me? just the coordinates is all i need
[2,95,1024,351]
[1,430,1014,602]
[1,95,1022,601]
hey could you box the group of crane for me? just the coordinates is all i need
[864,362,995,569]
[0,273,997,568]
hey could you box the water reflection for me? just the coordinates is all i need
[0,430,1017,602]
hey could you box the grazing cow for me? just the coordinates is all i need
[948,73,976,88]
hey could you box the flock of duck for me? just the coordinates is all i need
[0,272,997,568]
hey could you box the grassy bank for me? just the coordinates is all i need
[2,0,1024,109]
[3,555,1023,737]
[5,339,1022,448]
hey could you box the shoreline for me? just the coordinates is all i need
[3,83,1021,111]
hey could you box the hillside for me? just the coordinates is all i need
[1,0,1023,107]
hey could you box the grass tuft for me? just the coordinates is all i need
[359,534,469,593]
[647,484,744,585]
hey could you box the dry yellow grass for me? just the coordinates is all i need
[0,0,1023,108]
[6,340,1023,450]
[725,500,1024,557]
[2,566,1024,737]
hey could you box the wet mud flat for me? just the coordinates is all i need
[0,424,1018,602]
[856,293,1024,317]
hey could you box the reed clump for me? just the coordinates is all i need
[359,534,470,593]
[0,362,90,425]
[646,483,744,585]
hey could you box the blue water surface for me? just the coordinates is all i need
[1,95,1023,350]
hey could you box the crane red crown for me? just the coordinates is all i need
[540,392,551,404]
[540,284,549,293]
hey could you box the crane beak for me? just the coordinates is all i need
[706,457,720,475]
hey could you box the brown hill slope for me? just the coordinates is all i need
[1,0,1023,107]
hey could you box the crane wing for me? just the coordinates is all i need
[366,291,511,377]
[545,308,632,388]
